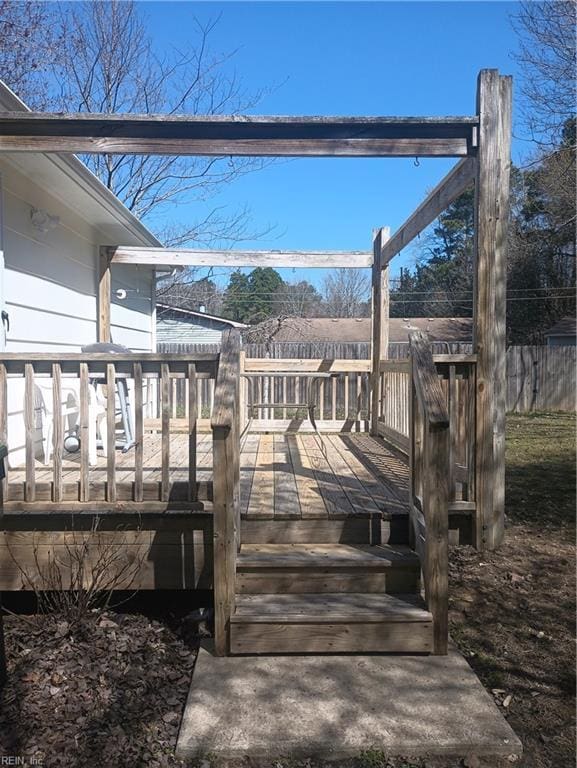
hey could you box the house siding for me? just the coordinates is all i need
[0,160,156,468]
[157,311,234,345]
[1,161,155,352]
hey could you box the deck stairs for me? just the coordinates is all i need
[229,513,432,654]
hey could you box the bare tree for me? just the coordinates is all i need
[272,280,323,318]
[157,275,224,315]
[0,1,63,109]
[48,1,271,247]
[322,269,371,317]
[512,1,576,148]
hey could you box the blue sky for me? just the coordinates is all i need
[142,1,524,288]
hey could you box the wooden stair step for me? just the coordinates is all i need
[236,543,421,594]
[240,514,410,545]
[237,543,419,570]
[233,592,430,622]
[230,592,433,654]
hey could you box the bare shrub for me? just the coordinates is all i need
[5,520,146,629]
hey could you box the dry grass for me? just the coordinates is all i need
[449,411,576,768]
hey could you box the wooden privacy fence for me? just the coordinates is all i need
[507,345,576,413]
[158,342,575,415]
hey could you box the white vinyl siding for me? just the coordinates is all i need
[157,312,234,345]
[1,160,154,353]
[0,158,156,468]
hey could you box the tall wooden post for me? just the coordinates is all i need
[370,226,390,436]
[98,246,112,343]
[473,69,512,550]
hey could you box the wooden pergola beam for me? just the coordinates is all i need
[111,247,373,269]
[380,157,476,266]
[0,113,478,157]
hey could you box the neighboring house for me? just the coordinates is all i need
[0,80,162,466]
[156,304,247,347]
[245,316,473,347]
[544,317,576,347]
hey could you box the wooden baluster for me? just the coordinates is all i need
[407,362,415,549]
[24,364,35,502]
[106,363,116,503]
[134,362,143,502]
[295,377,300,413]
[79,363,90,502]
[188,363,197,502]
[239,351,246,429]
[161,363,170,501]
[413,384,423,506]
[344,372,349,419]
[356,373,361,430]
[319,380,325,421]
[448,365,458,501]
[331,376,337,421]
[467,365,476,501]
[52,364,63,503]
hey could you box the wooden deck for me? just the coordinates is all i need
[6,433,409,519]
[240,433,408,519]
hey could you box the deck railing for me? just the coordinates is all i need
[241,357,372,430]
[377,354,477,513]
[0,352,218,513]
[408,331,450,655]
[211,329,241,656]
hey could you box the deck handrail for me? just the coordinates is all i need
[408,330,450,655]
[0,352,218,376]
[410,333,450,431]
[211,329,241,656]
[211,331,241,430]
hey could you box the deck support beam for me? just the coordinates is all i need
[370,227,390,436]
[98,247,113,344]
[110,247,373,270]
[473,70,512,550]
[380,157,476,267]
[0,113,478,158]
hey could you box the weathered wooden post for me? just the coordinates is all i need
[212,329,241,655]
[370,227,390,436]
[98,246,113,343]
[473,69,512,550]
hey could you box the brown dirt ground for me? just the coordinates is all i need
[0,412,574,768]
[447,412,576,768]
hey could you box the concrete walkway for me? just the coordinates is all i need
[176,644,522,761]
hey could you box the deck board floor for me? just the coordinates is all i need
[6,432,408,518]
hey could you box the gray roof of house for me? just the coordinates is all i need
[156,304,247,328]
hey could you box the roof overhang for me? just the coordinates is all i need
[0,81,162,250]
